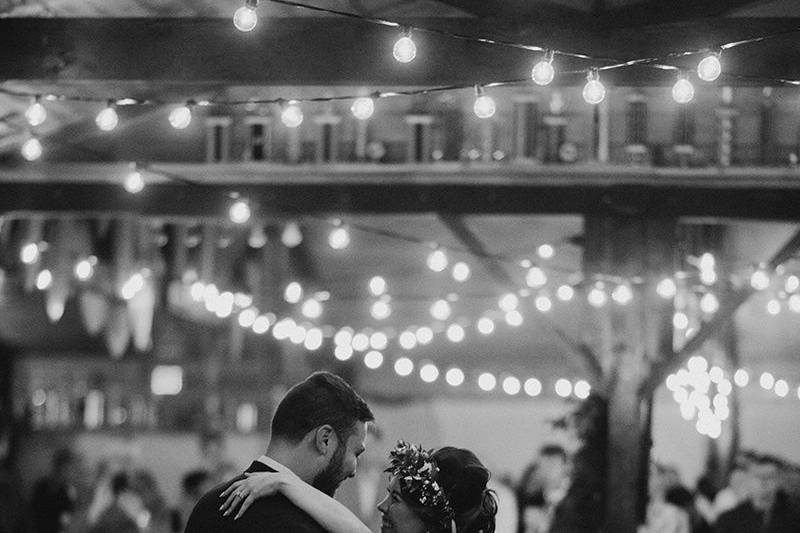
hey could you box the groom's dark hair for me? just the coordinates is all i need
[271,371,374,443]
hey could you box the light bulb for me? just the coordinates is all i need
[535,295,552,312]
[582,71,606,105]
[526,267,547,288]
[656,277,677,298]
[473,94,496,119]
[478,373,496,392]
[697,53,722,82]
[446,367,464,387]
[537,244,554,259]
[446,324,464,343]
[531,58,555,86]
[502,376,521,395]
[229,200,251,224]
[700,293,719,314]
[252,315,272,334]
[672,76,695,104]
[21,138,42,161]
[36,269,52,290]
[394,357,414,377]
[124,170,144,194]
[364,350,384,369]
[281,103,303,128]
[427,249,448,272]
[477,317,494,335]
[587,286,607,307]
[430,299,451,320]
[369,276,387,296]
[169,105,192,129]
[611,284,633,305]
[393,35,416,63]
[733,369,749,387]
[351,97,375,120]
[301,298,323,319]
[673,311,689,329]
[284,281,303,303]
[95,106,119,131]
[524,378,542,397]
[766,298,781,315]
[415,326,433,344]
[750,269,770,290]
[574,380,591,399]
[555,378,572,397]
[370,300,392,320]
[398,331,417,350]
[233,4,258,32]
[25,100,47,126]
[557,285,574,301]
[281,222,303,248]
[20,243,39,264]
[328,226,350,249]
[498,293,519,312]
[74,259,94,281]
[416,363,438,383]
[452,262,471,282]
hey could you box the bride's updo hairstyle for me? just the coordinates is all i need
[430,447,497,533]
[386,441,497,533]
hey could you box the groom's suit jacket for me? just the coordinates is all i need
[184,460,327,533]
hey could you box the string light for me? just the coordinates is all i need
[587,284,608,308]
[281,222,303,248]
[281,101,304,128]
[697,51,722,82]
[700,293,719,314]
[535,295,552,312]
[473,86,496,119]
[656,277,677,298]
[531,50,555,86]
[446,367,465,387]
[537,244,555,259]
[478,372,497,392]
[369,276,387,296]
[95,103,119,131]
[504,310,523,326]
[420,363,439,383]
[789,294,800,313]
[524,378,542,397]
[351,97,375,120]
[427,249,448,272]
[750,268,770,290]
[21,137,43,161]
[398,330,417,349]
[582,70,606,105]
[498,293,519,312]
[335,345,353,361]
[394,357,414,376]
[168,104,193,129]
[446,323,465,342]
[430,299,451,320]
[477,317,495,335]
[370,331,388,350]
[35,269,52,290]
[734,369,750,387]
[238,308,257,328]
[672,72,695,104]
[123,168,144,194]
[556,284,574,301]
[502,376,521,395]
[229,199,251,224]
[785,275,799,293]
[352,332,370,351]
[364,350,384,369]
[284,281,303,303]
[760,372,775,390]
[673,311,689,329]
[415,326,434,344]
[233,0,259,32]
[370,299,392,320]
[554,378,573,398]
[452,262,471,282]
[611,284,633,305]
[301,298,323,319]
[766,298,781,315]
[392,29,416,63]
[774,379,789,397]
[252,315,271,334]
[328,224,351,249]
[574,380,591,399]
[25,97,47,126]
[20,243,40,264]
[526,267,547,288]
[74,258,95,281]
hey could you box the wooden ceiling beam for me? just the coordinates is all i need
[4,178,800,220]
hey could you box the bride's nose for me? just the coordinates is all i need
[377,494,390,513]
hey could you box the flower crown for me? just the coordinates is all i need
[386,441,455,529]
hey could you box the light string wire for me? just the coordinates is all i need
[2,10,800,106]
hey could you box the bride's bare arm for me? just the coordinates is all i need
[219,471,371,533]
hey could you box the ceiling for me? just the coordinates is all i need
[2,0,800,398]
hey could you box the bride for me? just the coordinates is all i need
[219,440,497,533]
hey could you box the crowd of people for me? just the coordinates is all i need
[2,372,800,533]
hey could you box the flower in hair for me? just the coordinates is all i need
[386,441,454,529]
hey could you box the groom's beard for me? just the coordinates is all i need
[312,443,346,496]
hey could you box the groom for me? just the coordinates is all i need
[185,371,374,532]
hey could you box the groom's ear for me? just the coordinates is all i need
[313,424,338,456]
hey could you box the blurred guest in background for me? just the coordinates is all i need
[715,455,800,533]
[89,471,142,533]
[170,469,212,533]
[516,444,570,533]
[30,448,81,533]
[639,462,689,533]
